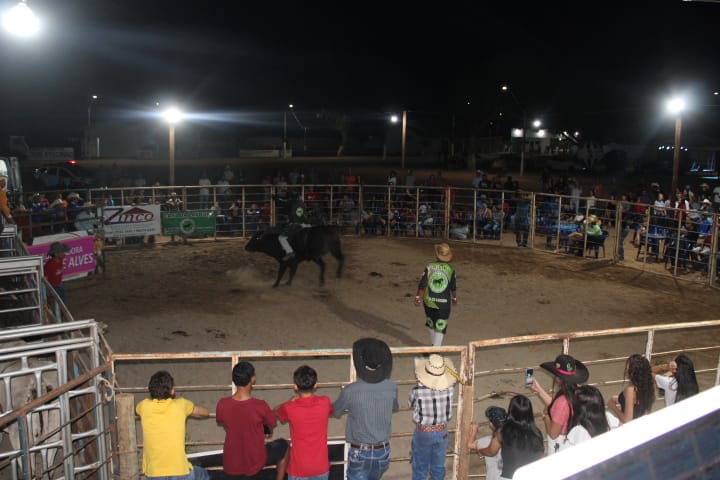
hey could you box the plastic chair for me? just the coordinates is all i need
[587,230,610,258]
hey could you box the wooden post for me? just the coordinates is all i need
[116,394,139,480]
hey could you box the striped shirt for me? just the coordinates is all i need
[333,379,399,444]
[409,384,454,426]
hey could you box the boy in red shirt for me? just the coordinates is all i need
[276,365,334,480]
[43,241,69,305]
[216,361,289,480]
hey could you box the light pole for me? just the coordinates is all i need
[163,107,183,186]
[87,95,98,158]
[667,97,685,195]
[390,111,407,169]
[501,85,527,177]
[2,0,40,37]
[283,104,293,159]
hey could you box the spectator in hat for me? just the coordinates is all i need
[0,174,13,225]
[333,338,398,480]
[44,241,70,305]
[529,354,589,455]
[468,406,507,480]
[414,243,457,346]
[409,354,459,480]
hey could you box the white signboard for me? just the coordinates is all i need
[100,205,162,238]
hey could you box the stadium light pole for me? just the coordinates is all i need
[667,97,685,195]
[2,0,40,37]
[87,95,99,158]
[390,111,407,169]
[501,85,527,177]
[164,107,183,186]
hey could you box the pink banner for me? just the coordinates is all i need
[27,236,96,280]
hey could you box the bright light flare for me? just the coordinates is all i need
[3,1,40,37]
[163,107,183,124]
[666,97,686,115]
[532,119,542,128]
[390,115,399,124]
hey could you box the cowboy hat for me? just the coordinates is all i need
[540,354,589,384]
[414,354,458,391]
[47,242,70,256]
[435,243,452,262]
[587,214,602,225]
[352,338,393,384]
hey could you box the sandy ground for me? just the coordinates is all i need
[66,235,720,478]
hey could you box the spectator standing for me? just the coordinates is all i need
[713,183,720,212]
[135,370,210,480]
[198,170,212,209]
[468,406,507,480]
[607,354,654,424]
[653,354,699,407]
[0,174,13,224]
[409,354,459,480]
[530,354,589,456]
[275,365,334,480]
[333,338,398,480]
[44,242,70,305]
[414,243,457,346]
[216,361,289,480]
[74,202,99,233]
[565,385,612,447]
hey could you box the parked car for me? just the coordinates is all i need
[33,163,96,189]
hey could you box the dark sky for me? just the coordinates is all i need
[1,0,719,145]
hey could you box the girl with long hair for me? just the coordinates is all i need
[607,354,654,423]
[530,354,589,455]
[475,395,544,480]
[566,385,611,446]
[653,354,700,406]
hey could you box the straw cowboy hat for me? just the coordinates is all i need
[352,338,393,384]
[414,354,458,391]
[586,214,601,225]
[434,243,452,262]
[540,354,589,384]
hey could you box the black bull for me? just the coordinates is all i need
[245,226,344,287]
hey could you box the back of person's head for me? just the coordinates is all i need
[232,361,255,387]
[570,385,609,437]
[674,354,699,402]
[293,365,318,393]
[503,395,543,451]
[148,370,174,400]
[626,354,654,414]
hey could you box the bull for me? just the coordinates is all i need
[245,226,344,287]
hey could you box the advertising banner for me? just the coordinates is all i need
[27,234,96,280]
[162,210,217,236]
[100,205,162,238]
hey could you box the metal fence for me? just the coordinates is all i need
[108,320,720,479]
[15,184,715,288]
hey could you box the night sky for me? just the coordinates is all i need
[1,0,719,146]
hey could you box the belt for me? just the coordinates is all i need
[417,423,446,432]
[349,441,390,450]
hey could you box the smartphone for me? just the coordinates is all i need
[524,368,534,387]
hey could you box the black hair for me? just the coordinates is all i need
[148,370,174,400]
[626,354,655,416]
[548,376,578,422]
[293,365,318,393]
[501,395,544,455]
[569,385,609,438]
[232,361,255,387]
[674,354,699,402]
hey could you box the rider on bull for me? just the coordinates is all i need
[273,189,311,261]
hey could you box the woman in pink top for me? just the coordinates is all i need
[529,354,589,456]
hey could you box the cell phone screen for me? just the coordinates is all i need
[525,368,534,387]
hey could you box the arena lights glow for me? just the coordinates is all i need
[2,0,40,37]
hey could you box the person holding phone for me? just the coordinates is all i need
[529,354,589,456]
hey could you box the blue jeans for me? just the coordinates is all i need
[347,445,390,480]
[147,465,210,480]
[288,474,329,480]
[411,429,449,480]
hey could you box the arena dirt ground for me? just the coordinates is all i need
[66,235,720,478]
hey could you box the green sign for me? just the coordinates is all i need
[162,210,217,236]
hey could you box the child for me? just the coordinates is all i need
[135,370,210,479]
[216,361,289,479]
[94,231,106,275]
[468,406,507,480]
[44,241,69,305]
[275,365,334,480]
